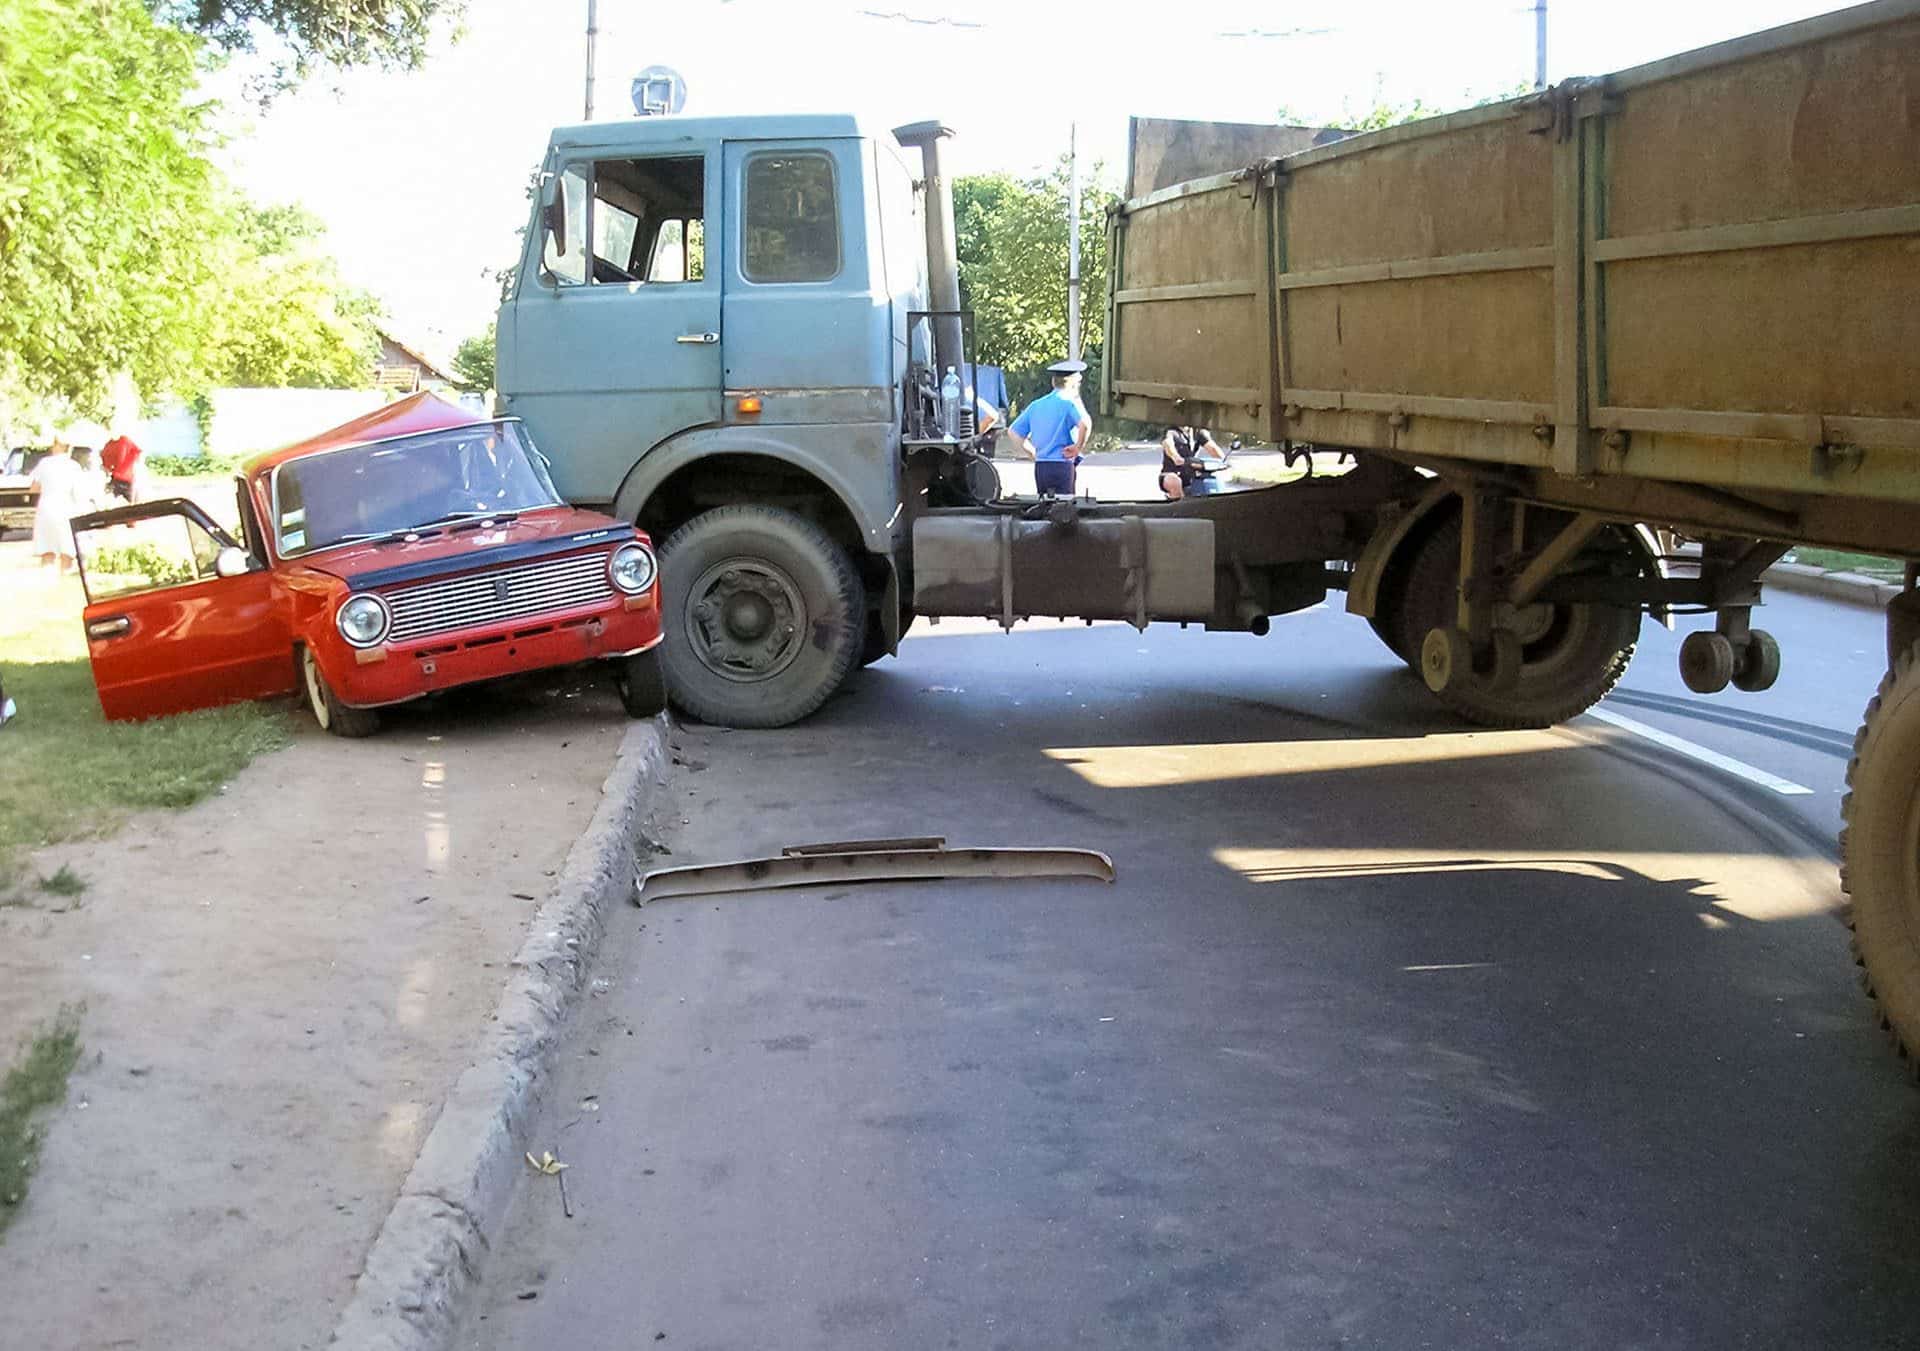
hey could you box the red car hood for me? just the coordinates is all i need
[298,505,634,587]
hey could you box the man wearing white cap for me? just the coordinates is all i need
[1006,358,1092,497]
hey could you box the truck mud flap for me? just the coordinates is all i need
[634,836,1116,905]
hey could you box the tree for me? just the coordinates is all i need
[1281,82,1537,133]
[0,0,225,414]
[953,158,1117,395]
[451,323,495,393]
[149,0,461,82]
[202,201,382,388]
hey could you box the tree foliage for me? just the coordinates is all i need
[0,2,384,420]
[954,158,1117,389]
[149,0,461,83]
[0,0,224,412]
[1281,82,1538,133]
[451,323,495,393]
[202,201,382,388]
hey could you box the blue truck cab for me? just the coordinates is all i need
[498,114,945,727]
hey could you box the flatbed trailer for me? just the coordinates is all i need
[1104,0,1920,1070]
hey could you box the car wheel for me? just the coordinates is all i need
[302,646,380,738]
[614,649,668,718]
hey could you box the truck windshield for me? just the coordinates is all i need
[271,421,564,556]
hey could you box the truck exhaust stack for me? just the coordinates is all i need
[893,121,965,377]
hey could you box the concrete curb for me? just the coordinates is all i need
[329,715,671,1351]
[1764,562,1903,611]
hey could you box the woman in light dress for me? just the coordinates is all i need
[29,438,92,573]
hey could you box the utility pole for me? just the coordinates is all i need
[584,0,599,119]
[1067,121,1082,361]
[1533,0,1547,90]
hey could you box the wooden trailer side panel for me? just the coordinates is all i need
[1107,0,1920,508]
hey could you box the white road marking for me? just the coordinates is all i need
[1586,706,1815,796]
[1402,962,1494,972]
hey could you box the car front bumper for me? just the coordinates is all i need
[329,593,662,708]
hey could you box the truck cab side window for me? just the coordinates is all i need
[579,155,706,287]
[743,153,840,283]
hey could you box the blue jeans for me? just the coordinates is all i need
[1034,460,1075,496]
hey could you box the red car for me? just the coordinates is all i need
[71,393,665,736]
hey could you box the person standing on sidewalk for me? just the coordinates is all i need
[29,437,88,573]
[1006,358,1092,497]
[100,430,146,502]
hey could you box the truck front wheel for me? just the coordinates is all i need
[656,505,866,728]
[1844,640,1920,1079]
[1395,516,1639,728]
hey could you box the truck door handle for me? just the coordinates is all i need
[87,616,131,640]
[676,331,720,345]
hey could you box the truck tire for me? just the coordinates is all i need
[1843,641,1920,1079]
[657,505,866,728]
[1395,516,1638,728]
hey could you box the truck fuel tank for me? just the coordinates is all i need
[911,512,1216,629]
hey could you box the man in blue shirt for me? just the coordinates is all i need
[1007,358,1092,497]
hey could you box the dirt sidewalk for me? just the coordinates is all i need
[0,678,649,1351]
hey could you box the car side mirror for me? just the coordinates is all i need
[214,546,253,578]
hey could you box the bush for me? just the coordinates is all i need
[146,452,224,477]
[87,542,196,586]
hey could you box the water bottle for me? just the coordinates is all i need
[940,367,961,439]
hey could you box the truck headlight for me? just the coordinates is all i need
[336,594,391,648]
[609,543,656,595]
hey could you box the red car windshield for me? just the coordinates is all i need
[271,421,564,556]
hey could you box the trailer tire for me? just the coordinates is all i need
[1367,613,1409,664]
[1397,516,1638,728]
[657,505,866,728]
[1843,641,1920,1080]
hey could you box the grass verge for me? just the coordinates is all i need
[0,1005,83,1240]
[1785,547,1907,581]
[0,564,289,893]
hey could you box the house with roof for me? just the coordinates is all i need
[373,329,456,393]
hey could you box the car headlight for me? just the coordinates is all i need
[336,594,391,648]
[609,542,656,595]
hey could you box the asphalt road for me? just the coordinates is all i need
[461,590,1920,1351]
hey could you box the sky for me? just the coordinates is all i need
[216,0,1858,360]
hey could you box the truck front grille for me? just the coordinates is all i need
[383,551,613,643]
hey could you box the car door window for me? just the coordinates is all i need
[76,512,225,601]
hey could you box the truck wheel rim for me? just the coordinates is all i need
[685,558,805,683]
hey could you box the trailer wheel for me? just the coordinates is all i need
[1843,641,1920,1079]
[1397,516,1639,728]
[1367,613,1410,665]
[657,505,866,728]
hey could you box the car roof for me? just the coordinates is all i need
[241,392,494,477]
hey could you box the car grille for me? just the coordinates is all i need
[383,550,614,643]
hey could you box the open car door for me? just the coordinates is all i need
[72,498,295,721]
